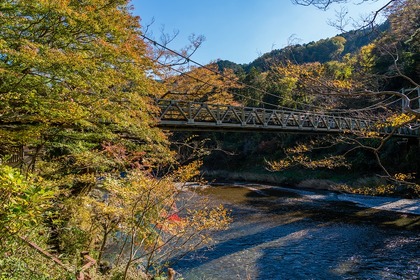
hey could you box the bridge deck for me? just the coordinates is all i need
[156,100,419,137]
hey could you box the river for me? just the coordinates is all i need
[173,184,420,279]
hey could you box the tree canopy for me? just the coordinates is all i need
[0,1,230,278]
[206,0,419,195]
[0,0,173,185]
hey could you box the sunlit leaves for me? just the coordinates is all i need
[267,140,351,172]
[163,63,242,105]
[285,144,311,154]
[0,0,180,277]
[267,154,350,171]
[186,205,231,232]
[337,183,399,196]
[386,0,420,52]
[384,113,415,127]
[65,167,231,275]
[266,60,359,109]
[266,158,292,171]
[0,2,178,225]
[357,44,377,70]
[394,172,415,181]
[337,180,420,197]
[0,165,56,234]
[0,1,235,278]
[172,160,202,182]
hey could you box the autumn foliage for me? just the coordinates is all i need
[0,1,230,279]
[162,63,243,105]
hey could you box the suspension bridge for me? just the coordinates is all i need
[156,99,420,137]
[140,35,420,138]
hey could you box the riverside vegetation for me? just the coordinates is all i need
[0,1,230,279]
[0,0,419,279]
[165,0,419,197]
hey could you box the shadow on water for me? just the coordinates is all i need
[241,186,420,231]
[255,222,420,279]
[173,185,420,279]
[172,223,308,272]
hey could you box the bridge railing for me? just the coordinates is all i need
[156,99,419,137]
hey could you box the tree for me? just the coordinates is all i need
[292,0,398,32]
[0,1,231,278]
[269,0,420,195]
[0,0,169,177]
[372,0,420,89]
[292,0,394,13]
[162,63,242,105]
[0,0,166,275]
[0,165,70,279]
[263,58,360,110]
[62,162,230,279]
[240,67,267,107]
[292,0,349,10]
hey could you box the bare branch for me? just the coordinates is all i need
[328,6,351,32]
[292,0,349,10]
[293,0,396,32]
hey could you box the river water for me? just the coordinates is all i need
[173,184,420,279]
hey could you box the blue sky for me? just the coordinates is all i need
[133,0,388,65]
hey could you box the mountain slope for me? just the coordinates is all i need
[217,23,388,73]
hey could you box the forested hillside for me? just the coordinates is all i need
[166,0,419,196]
[0,0,418,279]
[217,23,389,73]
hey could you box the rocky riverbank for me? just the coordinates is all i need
[202,169,420,198]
